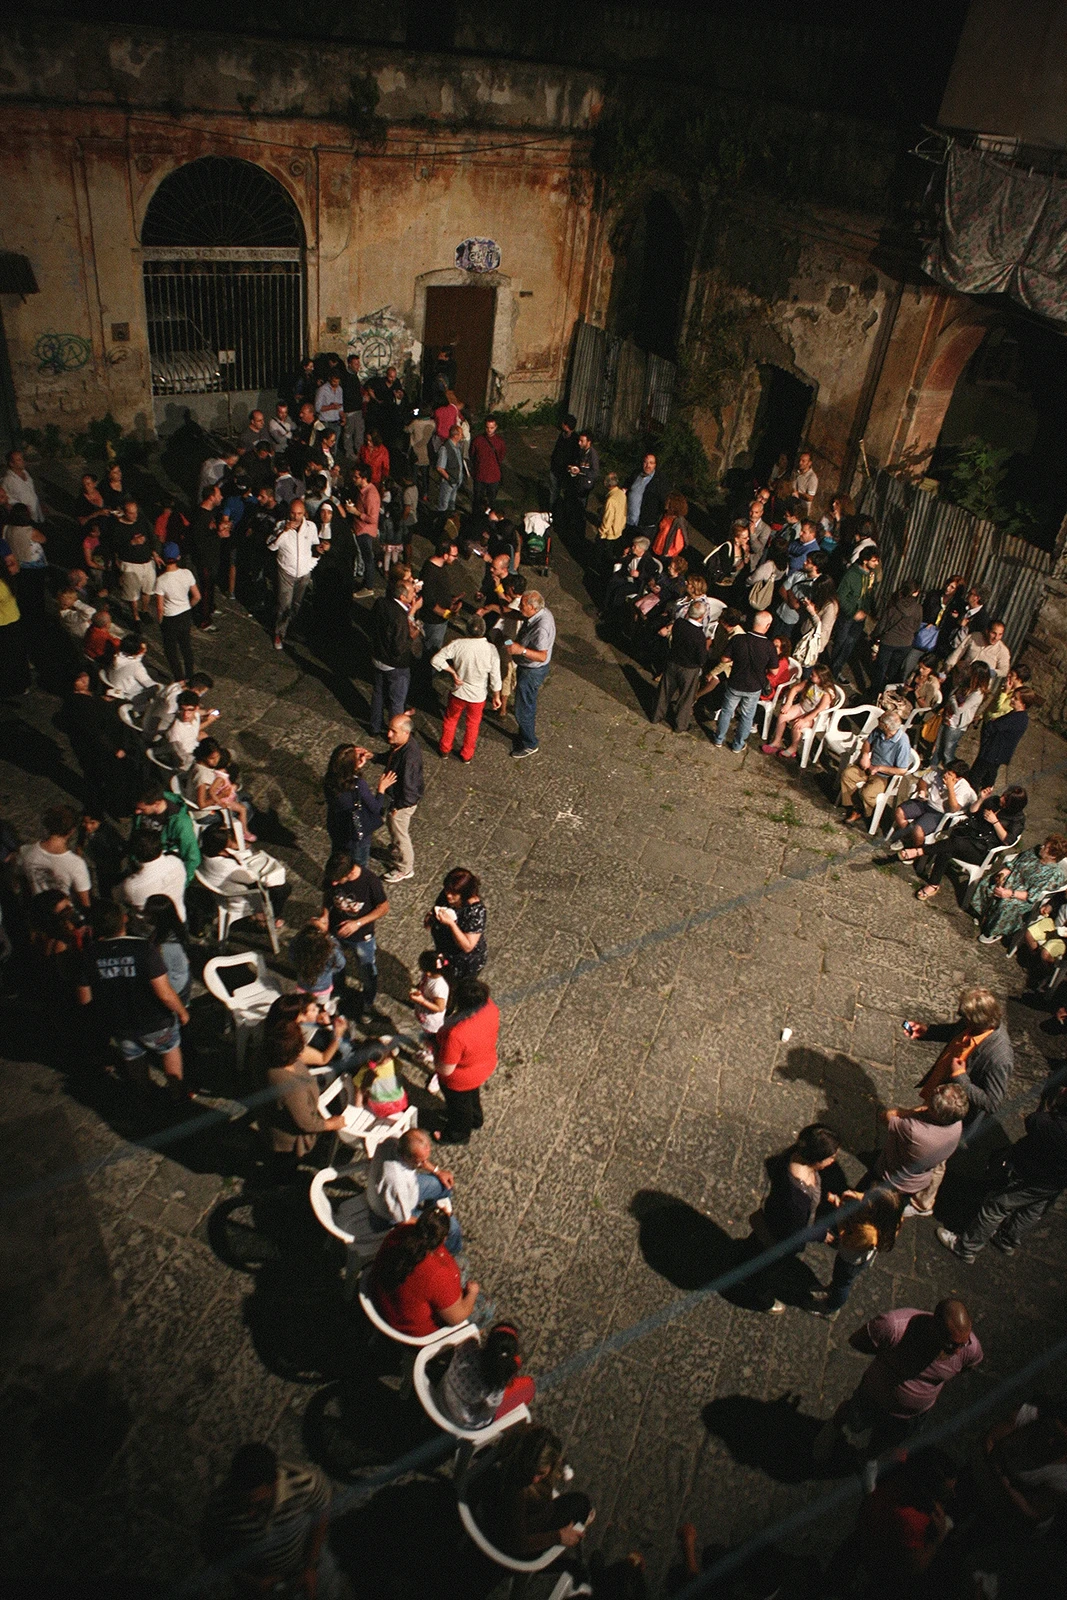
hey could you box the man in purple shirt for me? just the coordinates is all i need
[813,1299,982,1465]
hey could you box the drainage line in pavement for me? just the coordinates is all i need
[170,1058,1067,1598]
[0,839,880,1210]
[672,1331,1067,1600]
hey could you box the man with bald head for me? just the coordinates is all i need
[814,1297,982,1466]
[383,711,424,884]
[355,1126,462,1254]
[506,589,555,758]
[712,608,778,752]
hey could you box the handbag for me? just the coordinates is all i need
[794,625,822,668]
[914,621,939,651]
[921,708,944,744]
[748,568,781,610]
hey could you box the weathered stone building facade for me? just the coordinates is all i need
[0,21,608,437]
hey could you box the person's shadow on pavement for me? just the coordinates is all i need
[701,1392,847,1482]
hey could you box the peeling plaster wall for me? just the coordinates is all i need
[690,219,894,504]
[0,24,604,435]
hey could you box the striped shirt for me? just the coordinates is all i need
[201,1461,330,1582]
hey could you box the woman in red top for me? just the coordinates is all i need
[358,430,390,485]
[433,976,500,1146]
[369,1206,480,1338]
[651,491,689,561]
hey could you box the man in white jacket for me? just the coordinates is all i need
[267,498,325,649]
[432,615,502,763]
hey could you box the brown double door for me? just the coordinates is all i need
[424,285,496,411]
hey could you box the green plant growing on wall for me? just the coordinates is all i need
[339,74,387,150]
[947,437,1011,523]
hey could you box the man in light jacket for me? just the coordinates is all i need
[267,498,324,649]
[433,615,502,763]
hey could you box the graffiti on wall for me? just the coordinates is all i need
[34,332,92,375]
[346,305,420,377]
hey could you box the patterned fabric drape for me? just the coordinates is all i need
[924,144,1067,323]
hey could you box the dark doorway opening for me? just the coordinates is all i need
[749,365,814,485]
[615,193,687,361]
[422,286,496,412]
[0,311,20,455]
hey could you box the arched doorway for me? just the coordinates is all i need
[614,193,688,361]
[142,156,305,398]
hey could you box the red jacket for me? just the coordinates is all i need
[470,432,506,484]
[435,999,500,1091]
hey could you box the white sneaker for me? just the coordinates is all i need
[382,868,414,884]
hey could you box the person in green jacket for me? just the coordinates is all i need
[131,784,201,884]
[830,548,880,682]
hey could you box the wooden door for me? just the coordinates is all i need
[423,285,496,411]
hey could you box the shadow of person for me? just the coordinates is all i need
[631,1188,827,1313]
[701,1392,844,1482]
[303,1369,438,1479]
[0,716,85,802]
[775,1047,884,1161]
[631,1189,741,1291]
[331,1476,500,1600]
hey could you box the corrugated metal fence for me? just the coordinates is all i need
[566,320,676,443]
[860,469,1051,661]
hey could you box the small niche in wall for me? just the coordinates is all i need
[111,323,130,342]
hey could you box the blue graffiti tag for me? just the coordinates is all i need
[34,332,92,375]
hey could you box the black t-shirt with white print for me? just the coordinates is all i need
[322,866,386,940]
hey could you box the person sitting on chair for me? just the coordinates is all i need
[486,1423,593,1560]
[435,1321,536,1430]
[368,1204,481,1339]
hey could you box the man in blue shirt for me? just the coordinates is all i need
[787,518,821,572]
[625,452,666,532]
[840,710,913,824]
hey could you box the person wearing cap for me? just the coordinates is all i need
[154,543,201,681]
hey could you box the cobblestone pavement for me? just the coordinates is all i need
[2,435,1066,1595]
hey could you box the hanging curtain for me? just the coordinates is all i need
[924,144,1067,323]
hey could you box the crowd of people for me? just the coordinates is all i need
[2,379,1064,1600]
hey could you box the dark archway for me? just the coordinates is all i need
[141,157,305,397]
[142,155,304,249]
[615,193,688,361]
[750,366,814,484]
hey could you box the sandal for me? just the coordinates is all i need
[916,884,939,902]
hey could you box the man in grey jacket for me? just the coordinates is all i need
[904,986,1014,1121]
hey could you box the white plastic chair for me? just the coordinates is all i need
[145,745,182,791]
[804,695,876,769]
[868,746,923,837]
[202,950,281,1067]
[757,658,802,742]
[357,1265,466,1351]
[194,856,278,953]
[954,843,1019,911]
[454,1437,591,1598]
[413,1327,531,1443]
[308,1167,383,1297]
[316,1076,419,1160]
[117,701,146,732]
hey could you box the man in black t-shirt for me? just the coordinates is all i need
[419,538,459,657]
[76,901,189,1093]
[316,852,390,1017]
[712,609,778,752]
